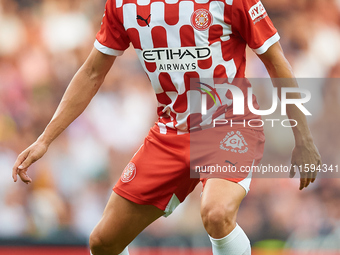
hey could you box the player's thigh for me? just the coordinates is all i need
[91,191,164,248]
[201,178,246,221]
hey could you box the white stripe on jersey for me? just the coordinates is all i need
[94,40,124,56]
[225,0,233,5]
[137,0,150,6]
[253,33,280,54]
[116,0,123,8]
[195,0,210,4]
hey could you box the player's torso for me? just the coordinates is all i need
[113,0,248,132]
[116,0,245,75]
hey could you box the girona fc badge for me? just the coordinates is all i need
[220,131,248,154]
[121,162,136,183]
[191,9,213,31]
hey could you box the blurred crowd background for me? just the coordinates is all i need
[0,0,340,252]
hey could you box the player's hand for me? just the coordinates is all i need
[12,141,48,184]
[289,142,321,190]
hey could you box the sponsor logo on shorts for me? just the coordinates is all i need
[220,131,248,153]
[191,9,213,31]
[121,162,136,183]
[248,1,267,24]
[225,160,238,166]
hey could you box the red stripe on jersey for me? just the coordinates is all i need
[179,25,195,47]
[226,89,233,99]
[213,65,229,84]
[223,3,232,25]
[156,73,175,107]
[164,3,179,26]
[221,39,247,77]
[159,72,176,91]
[197,57,212,70]
[152,26,168,48]
[157,73,176,105]
[209,24,223,44]
[145,62,157,73]
[187,113,202,130]
[184,71,198,92]
[156,93,172,105]
[173,71,199,113]
[221,39,234,62]
[127,28,141,50]
[173,94,187,113]
[157,106,165,116]
[207,93,216,110]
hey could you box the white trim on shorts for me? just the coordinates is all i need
[237,159,254,194]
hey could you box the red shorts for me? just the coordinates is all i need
[113,124,265,216]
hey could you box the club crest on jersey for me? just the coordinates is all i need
[191,9,213,31]
[121,162,136,183]
[220,131,248,153]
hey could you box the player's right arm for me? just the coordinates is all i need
[12,48,116,184]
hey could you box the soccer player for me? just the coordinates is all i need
[12,0,321,254]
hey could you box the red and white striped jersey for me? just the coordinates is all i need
[95,0,279,134]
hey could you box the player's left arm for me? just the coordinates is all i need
[257,41,322,190]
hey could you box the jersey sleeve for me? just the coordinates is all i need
[95,0,130,56]
[232,0,280,55]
